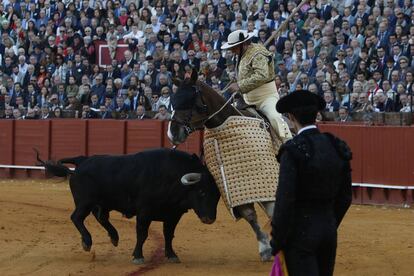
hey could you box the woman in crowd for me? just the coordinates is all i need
[53,107,63,118]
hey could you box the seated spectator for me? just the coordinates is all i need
[399,95,414,112]
[324,91,340,112]
[157,86,172,111]
[376,91,395,112]
[14,96,27,110]
[354,93,375,113]
[23,108,38,120]
[54,107,63,118]
[13,109,23,120]
[336,106,353,123]
[135,105,152,120]
[78,84,92,105]
[153,105,171,121]
[151,93,160,112]
[99,105,113,119]
[64,93,82,116]
[81,105,98,119]
[3,106,14,119]
[114,96,130,113]
[344,92,359,111]
[137,94,152,111]
[40,104,51,119]
[66,76,79,99]
[91,74,106,104]
[49,94,60,110]
[89,93,101,110]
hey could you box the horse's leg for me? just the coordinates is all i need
[258,201,275,218]
[236,204,272,262]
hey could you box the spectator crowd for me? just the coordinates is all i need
[0,0,413,121]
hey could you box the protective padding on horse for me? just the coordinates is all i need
[203,116,279,219]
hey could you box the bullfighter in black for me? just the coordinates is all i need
[270,90,353,276]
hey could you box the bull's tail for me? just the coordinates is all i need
[34,148,79,178]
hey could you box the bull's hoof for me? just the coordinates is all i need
[82,241,91,252]
[167,256,181,263]
[132,258,145,265]
[260,248,272,262]
[110,238,119,247]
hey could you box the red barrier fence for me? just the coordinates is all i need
[319,124,414,206]
[0,120,412,206]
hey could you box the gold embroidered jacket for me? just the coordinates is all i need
[237,43,275,94]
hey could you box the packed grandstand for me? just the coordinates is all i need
[0,0,413,122]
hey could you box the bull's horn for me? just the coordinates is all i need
[181,173,202,185]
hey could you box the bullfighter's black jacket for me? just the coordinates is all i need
[270,127,352,255]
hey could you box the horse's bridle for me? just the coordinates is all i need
[171,85,240,135]
[171,86,225,135]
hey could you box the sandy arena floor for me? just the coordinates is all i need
[0,179,413,276]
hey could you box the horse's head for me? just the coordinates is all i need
[168,70,208,145]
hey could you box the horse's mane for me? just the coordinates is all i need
[196,81,224,99]
[196,81,252,117]
[196,81,235,107]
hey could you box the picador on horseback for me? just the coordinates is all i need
[222,30,292,142]
[167,2,308,264]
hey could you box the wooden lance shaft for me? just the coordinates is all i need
[264,0,309,47]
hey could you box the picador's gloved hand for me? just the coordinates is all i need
[227,82,240,93]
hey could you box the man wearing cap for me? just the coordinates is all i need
[222,30,292,141]
[270,91,352,276]
[65,92,82,115]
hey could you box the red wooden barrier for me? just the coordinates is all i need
[0,120,413,206]
[87,120,126,155]
[405,129,414,185]
[50,120,88,160]
[162,122,203,155]
[126,120,163,153]
[319,124,414,205]
[319,125,363,183]
[319,125,365,204]
[14,120,51,165]
[0,120,14,178]
[13,120,51,178]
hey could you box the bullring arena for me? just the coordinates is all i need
[0,120,414,275]
[0,179,413,276]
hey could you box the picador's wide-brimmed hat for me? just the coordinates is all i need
[276,90,326,114]
[221,30,255,50]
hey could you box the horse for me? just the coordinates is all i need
[167,71,277,262]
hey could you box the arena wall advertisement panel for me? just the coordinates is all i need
[94,40,129,68]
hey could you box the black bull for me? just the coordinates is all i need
[37,148,220,264]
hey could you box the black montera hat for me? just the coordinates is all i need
[276,90,326,114]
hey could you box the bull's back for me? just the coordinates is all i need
[73,148,201,196]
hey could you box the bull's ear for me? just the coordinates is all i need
[172,77,183,87]
[181,173,201,186]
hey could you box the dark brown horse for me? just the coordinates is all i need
[167,71,275,261]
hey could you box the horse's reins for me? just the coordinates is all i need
[186,86,246,129]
